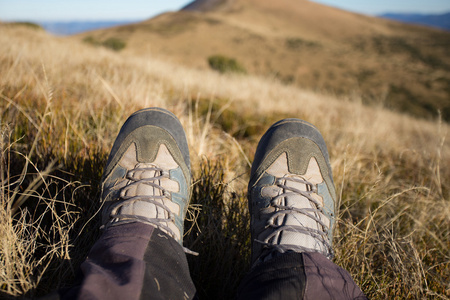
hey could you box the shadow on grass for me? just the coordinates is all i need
[185,159,251,300]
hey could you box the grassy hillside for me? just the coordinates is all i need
[1,23,449,299]
[77,0,450,122]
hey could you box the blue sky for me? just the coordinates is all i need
[1,0,450,22]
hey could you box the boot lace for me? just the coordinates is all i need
[105,165,179,238]
[256,175,334,258]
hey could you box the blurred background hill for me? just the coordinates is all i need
[75,0,450,121]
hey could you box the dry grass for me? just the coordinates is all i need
[0,25,449,299]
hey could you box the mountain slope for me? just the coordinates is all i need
[77,0,450,121]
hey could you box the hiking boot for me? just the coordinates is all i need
[100,108,191,245]
[248,119,336,265]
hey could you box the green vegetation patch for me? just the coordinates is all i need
[285,37,320,50]
[83,36,126,51]
[102,37,126,51]
[208,55,247,74]
[83,36,101,46]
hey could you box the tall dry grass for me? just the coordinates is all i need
[0,24,449,299]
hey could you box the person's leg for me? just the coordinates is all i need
[60,108,196,300]
[237,119,366,300]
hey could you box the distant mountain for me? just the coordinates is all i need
[39,20,138,35]
[379,12,450,31]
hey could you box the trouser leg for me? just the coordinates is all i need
[237,252,367,300]
[60,222,196,300]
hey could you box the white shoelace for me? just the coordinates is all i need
[256,176,334,258]
[106,166,179,238]
[104,166,199,256]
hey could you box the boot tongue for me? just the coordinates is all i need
[264,153,329,253]
[117,164,181,240]
[125,168,159,196]
[277,178,320,250]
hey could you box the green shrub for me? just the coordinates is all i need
[208,55,246,74]
[102,37,126,51]
[83,36,126,51]
[285,38,319,50]
[82,36,101,46]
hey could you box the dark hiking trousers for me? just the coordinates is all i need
[53,222,366,300]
